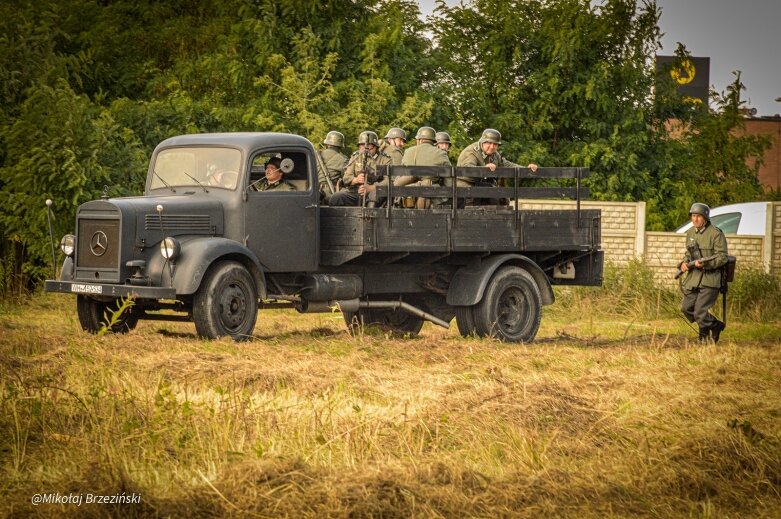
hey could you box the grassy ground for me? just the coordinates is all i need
[1,293,780,518]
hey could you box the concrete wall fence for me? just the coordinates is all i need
[519,200,781,287]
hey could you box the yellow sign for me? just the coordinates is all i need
[671,59,696,85]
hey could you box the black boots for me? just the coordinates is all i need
[697,321,725,343]
[711,320,726,343]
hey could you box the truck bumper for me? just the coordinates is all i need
[44,280,177,299]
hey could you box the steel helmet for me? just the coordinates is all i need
[384,127,407,140]
[415,126,437,141]
[479,128,502,145]
[323,130,345,148]
[435,131,451,144]
[357,131,379,146]
[689,202,711,220]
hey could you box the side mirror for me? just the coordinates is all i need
[280,158,294,174]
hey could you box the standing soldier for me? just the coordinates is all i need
[455,128,538,206]
[317,131,348,199]
[395,126,451,208]
[435,131,452,152]
[678,203,729,342]
[381,127,407,165]
[329,131,392,207]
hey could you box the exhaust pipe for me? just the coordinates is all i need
[334,298,450,329]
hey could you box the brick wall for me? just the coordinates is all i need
[520,200,781,285]
[743,118,781,191]
[773,203,781,277]
[518,200,645,264]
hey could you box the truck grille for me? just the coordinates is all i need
[77,218,120,269]
[145,214,211,231]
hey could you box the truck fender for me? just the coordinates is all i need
[150,237,267,297]
[446,254,554,307]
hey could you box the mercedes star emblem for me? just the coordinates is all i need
[90,231,108,257]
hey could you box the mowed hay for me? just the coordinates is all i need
[1,294,780,518]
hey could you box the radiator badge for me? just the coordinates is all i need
[90,231,108,257]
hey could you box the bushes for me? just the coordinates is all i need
[728,267,781,321]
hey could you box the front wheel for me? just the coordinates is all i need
[454,305,478,337]
[193,261,258,341]
[473,266,542,343]
[77,295,139,334]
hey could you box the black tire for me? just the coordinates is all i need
[454,305,478,337]
[193,261,258,341]
[343,305,424,336]
[473,266,542,343]
[77,295,139,334]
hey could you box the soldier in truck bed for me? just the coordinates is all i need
[317,130,348,194]
[380,127,406,165]
[678,202,729,343]
[328,131,392,207]
[454,128,538,206]
[393,126,451,209]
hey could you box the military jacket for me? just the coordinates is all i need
[381,142,404,165]
[255,179,296,192]
[341,151,393,192]
[396,142,451,185]
[317,148,347,188]
[680,222,728,290]
[456,141,520,185]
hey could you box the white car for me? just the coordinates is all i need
[676,202,769,235]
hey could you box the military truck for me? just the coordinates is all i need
[45,132,602,342]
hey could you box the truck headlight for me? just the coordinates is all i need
[60,234,75,257]
[160,237,180,260]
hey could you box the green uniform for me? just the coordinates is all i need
[454,141,520,205]
[329,150,392,206]
[679,222,728,337]
[381,142,404,165]
[456,141,520,183]
[680,222,728,290]
[317,147,347,191]
[393,142,451,208]
[396,142,451,184]
[254,179,296,192]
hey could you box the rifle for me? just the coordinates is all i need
[314,150,336,196]
[674,255,718,280]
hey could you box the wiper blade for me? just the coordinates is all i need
[153,170,176,193]
[183,171,208,192]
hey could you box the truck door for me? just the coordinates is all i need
[244,148,319,272]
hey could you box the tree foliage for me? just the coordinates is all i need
[0,0,772,294]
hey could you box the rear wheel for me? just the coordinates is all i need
[193,261,258,341]
[473,267,542,343]
[77,295,139,334]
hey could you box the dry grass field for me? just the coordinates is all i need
[1,292,780,518]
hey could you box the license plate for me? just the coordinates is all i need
[71,283,104,295]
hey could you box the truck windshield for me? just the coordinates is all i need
[150,147,242,191]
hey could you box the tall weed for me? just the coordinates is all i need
[727,267,781,321]
[555,259,781,322]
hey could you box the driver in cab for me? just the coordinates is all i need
[252,157,296,192]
